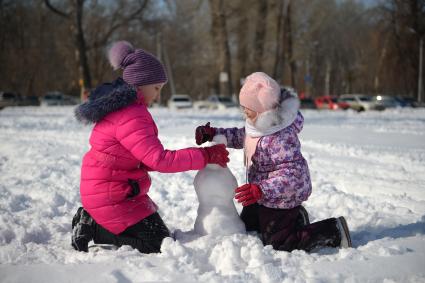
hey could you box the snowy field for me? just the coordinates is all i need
[0,106,424,283]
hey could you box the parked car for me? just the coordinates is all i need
[299,97,317,109]
[373,95,408,109]
[398,97,418,107]
[0,91,21,109]
[338,94,382,112]
[314,95,350,110]
[167,94,193,109]
[19,95,40,106]
[41,92,79,106]
[194,95,237,110]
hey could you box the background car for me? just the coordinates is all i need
[338,94,381,112]
[193,95,237,110]
[19,95,40,106]
[41,91,79,106]
[373,95,407,109]
[167,94,193,109]
[398,97,418,107]
[299,97,317,109]
[314,95,350,110]
[0,91,21,109]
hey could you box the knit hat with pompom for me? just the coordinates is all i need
[239,72,281,113]
[108,41,168,87]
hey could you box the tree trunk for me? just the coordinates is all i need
[72,0,92,94]
[235,2,248,94]
[209,0,233,96]
[285,0,297,88]
[374,37,388,94]
[45,0,92,99]
[325,60,331,95]
[273,0,286,83]
[253,0,268,70]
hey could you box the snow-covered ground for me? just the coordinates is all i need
[0,106,424,283]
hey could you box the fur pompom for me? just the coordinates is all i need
[108,41,134,70]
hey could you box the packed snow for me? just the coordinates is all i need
[194,135,246,236]
[0,106,424,283]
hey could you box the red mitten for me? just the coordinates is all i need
[235,183,262,206]
[195,122,216,145]
[202,144,229,167]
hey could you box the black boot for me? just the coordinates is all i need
[92,212,170,254]
[296,205,310,228]
[336,216,352,248]
[297,218,342,252]
[71,207,95,252]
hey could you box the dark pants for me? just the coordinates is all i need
[93,212,170,253]
[241,204,341,252]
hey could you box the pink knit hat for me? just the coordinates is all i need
[239,72,281,113]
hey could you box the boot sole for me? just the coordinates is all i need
[337,216,352,248]
[89,244,118,251]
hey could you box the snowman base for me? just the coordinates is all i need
[193,135,246,236]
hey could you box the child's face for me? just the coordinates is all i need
[241,106,258,122]
[138,83,165,105]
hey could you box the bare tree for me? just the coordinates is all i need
[44,0,92,95]
[44,0,148,98]
[234,0,249,92]
[284,0,297,88]
[2,0,423,103]
[209,0,233,96]
[273,0,287,83]
[253,0,269,70]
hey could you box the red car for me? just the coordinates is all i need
[314,96,350,110]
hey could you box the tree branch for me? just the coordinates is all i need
[44,0,70,19]
[89,0,149,50]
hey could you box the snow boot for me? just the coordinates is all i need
[336,216,352,248]
[296,205,310,228]
[71,207,82,230]
[91,212,170,254]
[71,207,95,252]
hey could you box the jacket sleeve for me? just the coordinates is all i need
[257,161,312,207]
[116,115,206,173]
[255,164,310,207]
[256,176,288,204]
[215,127,245,149]
[291,111,304,133]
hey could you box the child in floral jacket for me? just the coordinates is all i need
[196,72,352,252]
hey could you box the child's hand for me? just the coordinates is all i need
[195,122,216,145]
[202,144,229,167]
[235,183,262,206]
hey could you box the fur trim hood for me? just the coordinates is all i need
[254,87,301,133]
[75,78,137,124]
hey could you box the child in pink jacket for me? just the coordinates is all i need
[71,41,229,253]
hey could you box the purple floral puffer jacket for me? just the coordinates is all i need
[215,112,312,209]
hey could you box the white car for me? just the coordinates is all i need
[193,95,237,110]
[167,94,193,109]
[339,94,379,112]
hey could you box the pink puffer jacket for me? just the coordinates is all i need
[76,78,206,234]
